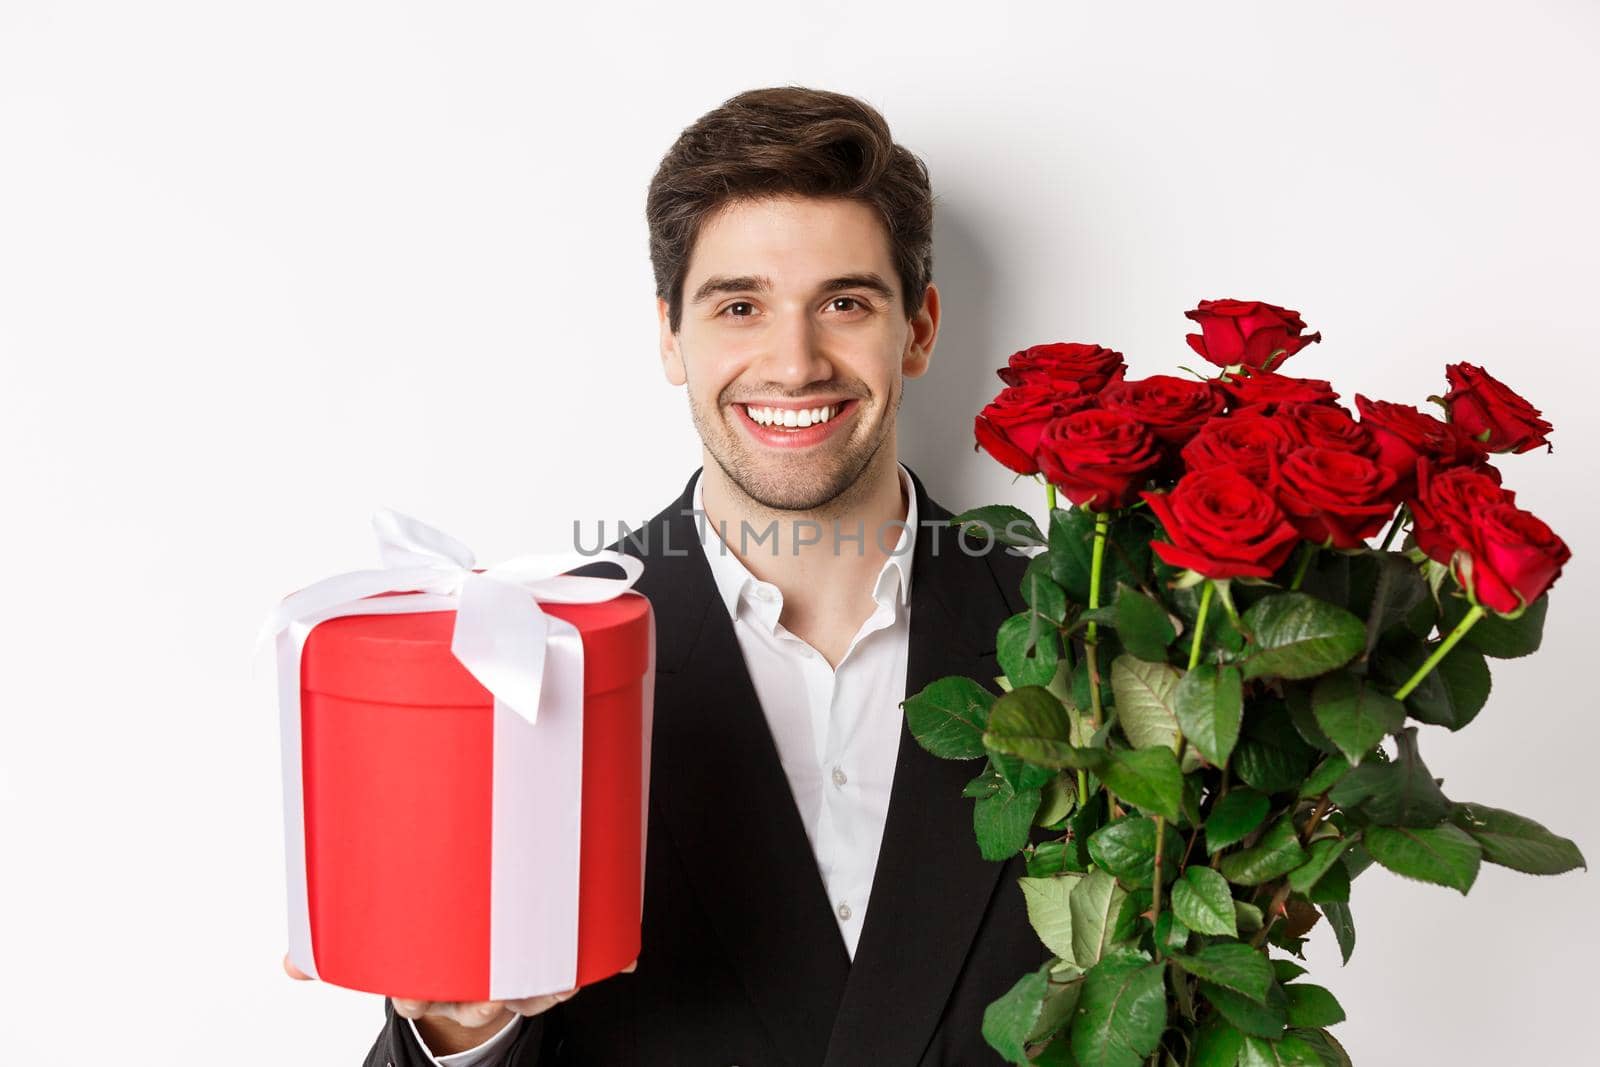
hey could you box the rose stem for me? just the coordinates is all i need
[1392,603,1487,701]
[1379,504,1411,552]
[1086,508,1119,815]
[1289,543,1316,591]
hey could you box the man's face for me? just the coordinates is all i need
[658,194,938,512]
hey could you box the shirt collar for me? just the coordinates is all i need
[693,462,917,625]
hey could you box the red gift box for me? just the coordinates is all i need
[265,516,655,1003]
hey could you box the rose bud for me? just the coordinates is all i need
[1184,299,1323,371]
[973,380,1097,475]
[1270,447,1398,549]
[1440,362,1554,454]
[1036,408,1164,512]
[996,342,1126,393]
[1142,466,1302,580]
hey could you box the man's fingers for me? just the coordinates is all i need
[282,953,312,981]
[391,999,430,1020]
[621,958,638,974]
[503,992,571,1017]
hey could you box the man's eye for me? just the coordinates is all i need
[720,301,756,319]
[830,296,867,314]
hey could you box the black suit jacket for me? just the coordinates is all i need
[365,465,1047,1066]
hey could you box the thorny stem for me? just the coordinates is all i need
[1379,503,1410,552]
[1289,542,1317,591]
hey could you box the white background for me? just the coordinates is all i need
[3,2,1597,1063]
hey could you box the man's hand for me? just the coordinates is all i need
[281,952,636,1055]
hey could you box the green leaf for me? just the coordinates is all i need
[1115,582,1177,662]
[1021,874,1086,961]
[1292,1028,1353,1067]
[1110,654,1183,751]
[1360,551,1429,653]
[991,750,1055,793]
[904,676,994,759]
[1239,1034,1323,1067]
[1192,1015,1247,1067]
[981,961,1052,1062]
[1088,815,1183,889]
[1069,867,1129,968]
[1234,900,1264,935]
[1028,839,1075,877]
[1287,836,1353,895]
[1037,773,1077,827]
[974,780,1043,861]
[1200,981,1288,1040]
[1174,664,1244,767]
[998,611,1062,690]
[1310,672,1405,766]
[1298,756,1352,800]
[1219,815,1308,886]
[1443,589,1547,658]
[1376,637,1491,732]
[1451,802,1587,875]
[1172,942,1274,1003]
[1100,747,1184,822]
[952,504,1046,548]
[985,687,1108,772]
[1025,554,1071,624]
[1327,727,1450,828]
[1284,984,1345,1029]
[1240,594,1366,681]
[962,765,1003,799]
[1232,709,1316,795]
[1171,865,1238,937]
[1206,789,1270,852]
[1321,901,1356,964]
[1049,506,1099,604]
[1069,949,1168,1067]
[1364,823,1482,894]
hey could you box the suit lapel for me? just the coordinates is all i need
[625,474,850,1067]
[822,467,1021,1067]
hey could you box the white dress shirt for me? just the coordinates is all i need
[411,463,918,1065]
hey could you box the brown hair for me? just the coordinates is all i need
[646,85,934,334]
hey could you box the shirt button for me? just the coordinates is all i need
[831,766,848,788]
[837,901,853,921]
[755,585,777,602]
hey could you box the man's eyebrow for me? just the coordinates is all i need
[688,272,897,305]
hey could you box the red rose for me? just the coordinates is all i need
[1416,485,1570,615]
[1180,414,1298,484]
[1035,408,1164,511]
[1408,460,1513,571]
[1355,395,1487,495]
[1277,402,1376,456]
[1217,368,1341,416]
[1270,447,1398,549]
[1142,467,1301,579]
[1459,504,1570,614]
[1441,362,1554,454]
[973,381,1097,475]
[1184,299,1323,371]
[1097,374,1226,447]
[997,342,1126,393]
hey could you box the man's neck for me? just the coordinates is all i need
[698,450,909,661]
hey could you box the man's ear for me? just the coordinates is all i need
[901,282,940,380]
[658,297,687,386]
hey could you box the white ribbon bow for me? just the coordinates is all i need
[257,507,643,723]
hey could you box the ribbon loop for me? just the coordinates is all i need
[258,507,642,723]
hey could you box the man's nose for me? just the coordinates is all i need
[752,309,833,388]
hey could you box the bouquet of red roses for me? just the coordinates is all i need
[904,299,1583,1066]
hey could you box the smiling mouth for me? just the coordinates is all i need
[738,401,847,430]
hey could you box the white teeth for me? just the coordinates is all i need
[745,403,840,428]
